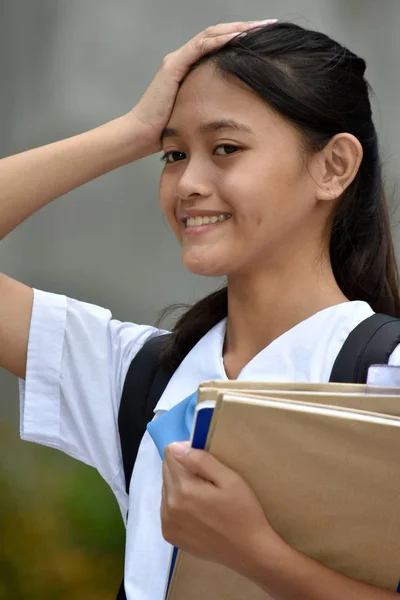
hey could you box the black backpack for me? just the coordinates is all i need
[116,313,400,600]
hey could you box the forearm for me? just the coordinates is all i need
[245,536,397,600]
[0,112,151,239]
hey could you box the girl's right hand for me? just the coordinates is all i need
[128,20,276,156]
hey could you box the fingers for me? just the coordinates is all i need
[161,460,170,507]
[187,31,242,58]
[202,19,278,36]
[164,444,195,484]
[166,443,237,488]
[187,19,277,56]
[164,19,277,81]
[195,19,277,40]
[162,456,173,488]
[162,446,199,517]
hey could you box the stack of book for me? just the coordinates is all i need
[164,381,400,600]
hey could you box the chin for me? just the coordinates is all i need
[182,256,228,278]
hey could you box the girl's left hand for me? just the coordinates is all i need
[161,441,283,577]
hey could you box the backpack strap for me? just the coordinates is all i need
[116,333,177,600]
[118,333,174,495]
[329,313,400,384]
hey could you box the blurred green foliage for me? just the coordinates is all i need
[0,422,125,600]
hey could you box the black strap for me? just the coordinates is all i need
[118,333,174,495]
[117,333,176,600]
[116,581,127,600]
[329,313,400,383]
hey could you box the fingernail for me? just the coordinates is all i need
[227,31,245,39]
[169,442,190,458]
[250,18,278,25]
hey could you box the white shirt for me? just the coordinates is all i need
[19,289,400,600]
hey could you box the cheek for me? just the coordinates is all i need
[158,175,170,217]
[224,155,311,234]
[159,177,181,238]
[221,159,281,221]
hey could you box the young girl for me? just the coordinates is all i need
[1,19,399,600]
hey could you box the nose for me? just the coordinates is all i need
[175,158,213,202]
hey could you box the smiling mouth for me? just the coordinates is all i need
[185,214,232,228]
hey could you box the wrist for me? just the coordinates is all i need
[240,527,293,593]
[122,110,163,159]
[96,113,160,167]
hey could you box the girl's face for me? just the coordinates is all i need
[159,63,325,278]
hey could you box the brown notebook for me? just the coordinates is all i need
[166,387,400,600]
[197,381,400,416]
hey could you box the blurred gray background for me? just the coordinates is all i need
[0,0,400,597]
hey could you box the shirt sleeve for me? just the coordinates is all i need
[19,288,164,511]
[388,344,400,366]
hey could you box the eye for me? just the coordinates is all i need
[214,144,241,156]
[160,150,186,164]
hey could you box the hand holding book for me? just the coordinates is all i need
[161,441,282,578]
[160,382,400,600]
[161,443,399,600]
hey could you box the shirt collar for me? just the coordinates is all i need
[155,318,227,412]
[154,300,374,412]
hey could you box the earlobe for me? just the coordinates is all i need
[315,133,363,202]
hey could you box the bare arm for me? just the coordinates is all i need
[0,115,150,378]
[0,115,151,241]
[247,536,398,600]
[0,21,258,380]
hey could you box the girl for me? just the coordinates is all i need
[1,19,399,600]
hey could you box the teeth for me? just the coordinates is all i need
[186,214,231,227]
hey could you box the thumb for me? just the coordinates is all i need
[168,442,233,486]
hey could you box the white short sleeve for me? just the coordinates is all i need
[389,344,400,366]
[19,288,165,515]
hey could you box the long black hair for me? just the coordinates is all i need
[160,22,400,368]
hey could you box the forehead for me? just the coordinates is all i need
[167,62,280,134]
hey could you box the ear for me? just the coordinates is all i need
[311,133,363,202]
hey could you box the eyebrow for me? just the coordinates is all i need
[160,119,254,141]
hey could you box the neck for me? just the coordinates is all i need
[223,252,347,378]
